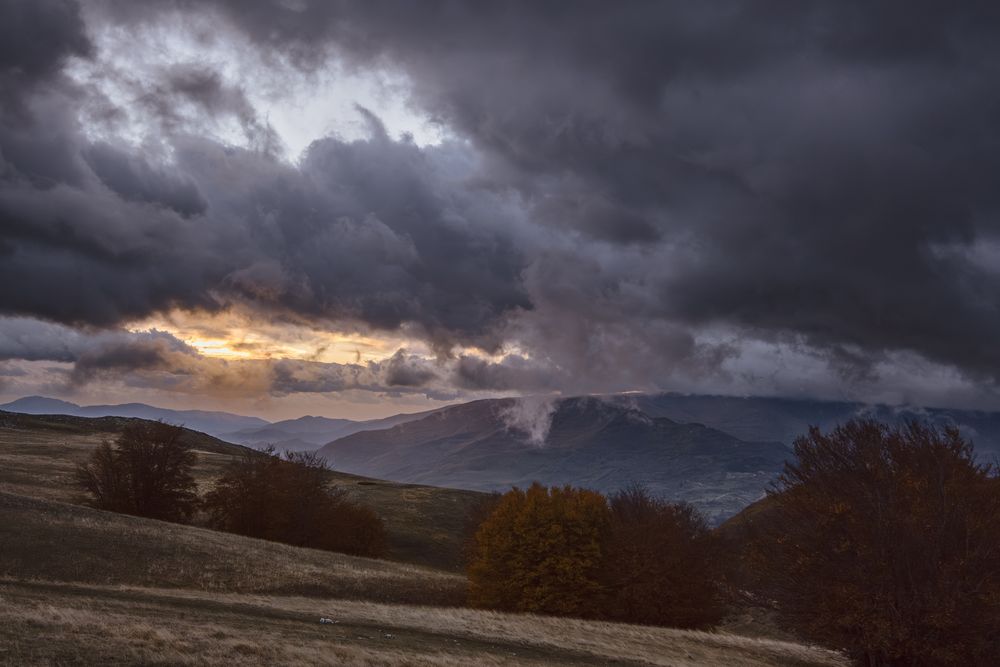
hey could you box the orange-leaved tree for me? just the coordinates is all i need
[743,419,1000,666]
[468,482,610,617]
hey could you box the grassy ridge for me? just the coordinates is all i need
[0,410,248,455]
[0,491,466,605]
[0,410,484,570]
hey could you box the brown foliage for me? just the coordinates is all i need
[467,483,725,628]
[468,483,610,617]
[203,448,386,558]
[74,421,198,522]
[602,485,727,628]
[743,419,1000,666]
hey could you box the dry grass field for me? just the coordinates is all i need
[0,580,848,666]
[0,492,466,605]
[0,412,848,665]
[0,411,484,570]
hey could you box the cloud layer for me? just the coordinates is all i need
[3,1,1000,411]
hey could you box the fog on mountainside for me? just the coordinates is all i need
[319,396,791,522]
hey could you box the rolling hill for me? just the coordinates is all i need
[0,491,845,666]
[0,409,484,571]
[318,396,791,522]
[0,395,268,438]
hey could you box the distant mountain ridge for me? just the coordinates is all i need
[626,393,1000,457]
[0,396,268,439]
[0,395,442,451]
[223,409,441,452]
[318,396,791,522]
[7,391,998,511]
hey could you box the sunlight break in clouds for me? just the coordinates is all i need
[129,309,421,364]
[69,3,445,159]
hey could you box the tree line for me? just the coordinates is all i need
[74,421,386,557]
[467,483,726,627]
[465,419,1000,667]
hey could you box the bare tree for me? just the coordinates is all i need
[75,421,198,523]
[203,447,386,557]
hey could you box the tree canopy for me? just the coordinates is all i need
[468,482,726,627]
[743,419,1000,666]
[203,448,386,557]
[75,421,198,523]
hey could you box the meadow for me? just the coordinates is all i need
[0,412,845,666]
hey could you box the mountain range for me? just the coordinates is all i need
[6,392,1000,521]
[317,396,791,522]
[0,396,268,438]
[628,393,1000,457]
[0,396,436,451]
[222,410,440,451]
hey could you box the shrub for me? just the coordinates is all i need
[74,421,198,523]
[203,448,387,557]
[468,483,610,617]
[743,419,1000,666]
[602,485,726,628]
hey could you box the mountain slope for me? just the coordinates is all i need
[0,395,268,437]
[0,409,252,457]
[224,409,440,452]
[319,397,790,522]
[630,393,1000,457]
[0,409,484,570]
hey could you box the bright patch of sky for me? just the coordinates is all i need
[68,6,445,161]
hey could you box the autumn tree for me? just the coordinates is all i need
[74,421,198,522]
[602,485,727,628]
[468,483,610,617]
[203,448,386,557]
[743,419,1000,666]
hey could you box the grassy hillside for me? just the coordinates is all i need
[0,494,845,666]
[0,580,847,666]
[0,491,465,605]
[0,413,847,665]
[0,409,485,570]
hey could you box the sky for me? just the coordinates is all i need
[2,1,1000,420]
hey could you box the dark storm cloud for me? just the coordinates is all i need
[141,63,283,152]
[1,87,530,343]
[83,142,207,216]
[177,0,1000,383]
[4,0,1000,401]
[69,329,193,384]
[453,354,559,393]
[0,0,90,80]
[383,350,438,388]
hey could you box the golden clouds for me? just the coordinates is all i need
[128,308,425,365]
